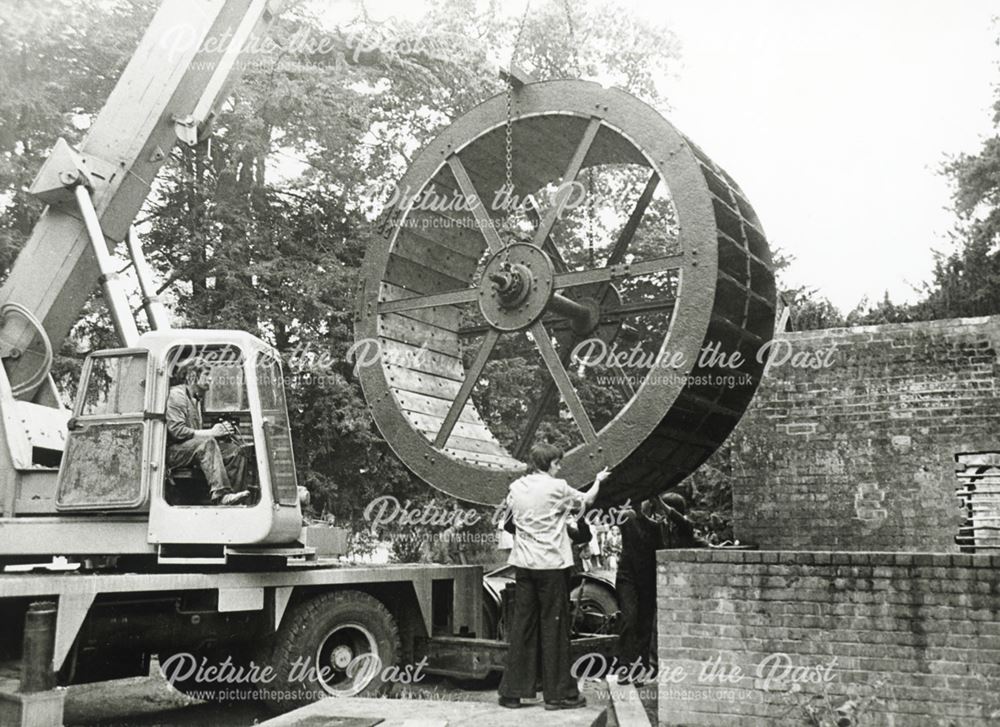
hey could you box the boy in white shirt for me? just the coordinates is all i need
[497,443,610,710]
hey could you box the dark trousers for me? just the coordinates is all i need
[616,574,657,671]
[499,567,579,703]
[167,435,247,499]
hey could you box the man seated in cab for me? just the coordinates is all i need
[166,357,250,506]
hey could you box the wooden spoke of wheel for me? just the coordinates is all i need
[512,380,560,460]
[510,330,637,462]
[447,155,504,253]
[606,172,660,268]
[508,290,675,453]
[528,320,597,444]
[512,322,636,458]
[433,328,502,448]
[553,254,683,289]
[531,118,602,250]
[526,195,570,273]
[378,287,479,314]
[457,291,676,344]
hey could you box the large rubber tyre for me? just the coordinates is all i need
[264,590,401,713]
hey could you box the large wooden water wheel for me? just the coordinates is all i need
[355,80,776,506]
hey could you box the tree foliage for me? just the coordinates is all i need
[0,0,693,550]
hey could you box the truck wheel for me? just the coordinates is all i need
[266,590,400,712]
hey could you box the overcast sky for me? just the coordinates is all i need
[647,0,1000,310]
[342,0,1000,311]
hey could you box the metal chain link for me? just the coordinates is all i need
[504,80,514,212]
[588,168,595,267]
[500,0,531,262]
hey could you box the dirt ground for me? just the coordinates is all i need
[58,672,658,726]
[57,672,534,726]
[2,660,656,726]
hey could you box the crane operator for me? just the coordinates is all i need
[166,357,250,506]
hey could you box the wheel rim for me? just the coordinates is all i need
[357,80,775,506]
[315,623,379,697]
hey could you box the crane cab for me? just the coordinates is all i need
[55,329,303,555]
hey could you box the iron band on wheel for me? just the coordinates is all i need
[356,80,777,506]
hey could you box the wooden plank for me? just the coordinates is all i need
[455,135,550,204]
[514,115,605,185]
[606,675,653,727]
[432,328,499,448]
[432,432,513,458]
[394,221,484,265]
[404,412,508,454]
[385,364,462,399]
[387,308,464,339]
[384,253,468,295]
[398,211,491,260]
[378,315,460,358]
[416,429,511,459]
[378,339,464,381]
[394,389,481,425]
[404,410,494,442]
[391,229,480,283]
[472,115,585,190]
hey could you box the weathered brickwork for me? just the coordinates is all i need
[657,549,1000,726]
[728,316,1000,551]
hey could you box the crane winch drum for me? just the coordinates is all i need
[356,80,776,506]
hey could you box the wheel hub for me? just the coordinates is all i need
[478,243,554,331]
[331,644,354,669]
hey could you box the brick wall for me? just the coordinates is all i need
[726,315,1000,551]
[657,549,1000,726]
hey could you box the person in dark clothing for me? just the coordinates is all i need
[615,492,705,682]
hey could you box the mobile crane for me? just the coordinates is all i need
[0,0,776,723]
[0,1,485,720]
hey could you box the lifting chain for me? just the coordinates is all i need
[588,168,595,267]
[499,0,532,263]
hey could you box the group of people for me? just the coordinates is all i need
[497,443,705,710]
[170,359,701,709]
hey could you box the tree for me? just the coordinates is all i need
[0,0,689,549]
[911,67,1000,320]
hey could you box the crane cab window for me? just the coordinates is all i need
[56,351,148,510]
[163,346,259,507]
[81,354,147,416]
[203,358,247,412]
[255,353,298,505]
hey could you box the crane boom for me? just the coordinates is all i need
[0,0,281,401]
